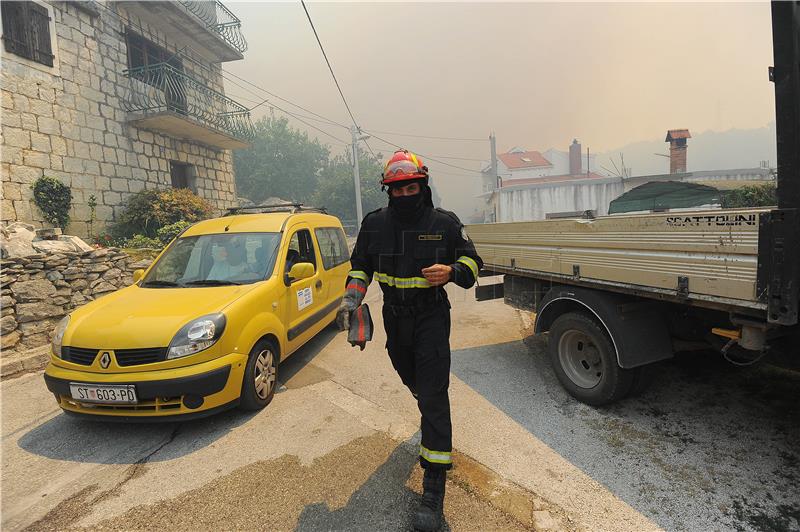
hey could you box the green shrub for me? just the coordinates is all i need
[112,189,161,239]
[124,234,162,249]
[93,232,118,247]
[112,188,213,239]
[32,176,73,229]
[152,188,213,226]
[157,220,192,244]
[721,182,777,209]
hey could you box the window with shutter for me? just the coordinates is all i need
[1,1,54,67]
[28,2,53,67]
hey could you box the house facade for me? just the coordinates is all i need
[1,0,253,236]
[480,139,611,222]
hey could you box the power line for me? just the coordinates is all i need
[266,102,351,146]
[300,0,359,129]
[367,129,488,142]
[365,131,484,174]
[221,71,348,129]
[421,154,486,162]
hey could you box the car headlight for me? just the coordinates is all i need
[52,315,70,357]
[167,313,226,359]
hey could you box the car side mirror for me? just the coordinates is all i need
[285,262,314,285]
[132,269,145,284]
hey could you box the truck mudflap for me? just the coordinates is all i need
[534,286,674,369]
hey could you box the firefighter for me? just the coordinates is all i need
[336,149,483,531]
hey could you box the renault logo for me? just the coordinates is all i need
[99,352,111,369]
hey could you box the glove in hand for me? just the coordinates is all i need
[336,278,367,332]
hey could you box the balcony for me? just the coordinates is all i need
[123,63,254,150]
[178,1,247,55]
[118,1,247,62]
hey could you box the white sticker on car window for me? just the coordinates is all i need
[297,287,313,310]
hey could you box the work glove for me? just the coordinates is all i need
[347,303,373,351]
[336,278,367,331]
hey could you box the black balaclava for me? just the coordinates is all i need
[388,179,433,223]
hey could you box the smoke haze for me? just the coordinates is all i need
[225,2,776,218]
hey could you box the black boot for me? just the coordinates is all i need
[414,468,446,531]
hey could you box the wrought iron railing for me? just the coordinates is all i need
[123,63,254,143]
[178,0,247,54]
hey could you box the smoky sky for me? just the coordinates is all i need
[224,2,775,215]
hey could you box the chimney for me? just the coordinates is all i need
[665,129,691,173]
[569,139,582,175]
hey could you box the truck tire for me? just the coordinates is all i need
[548,312,634,405]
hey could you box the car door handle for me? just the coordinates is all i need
[315,280,323,290]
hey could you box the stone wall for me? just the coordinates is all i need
[0,0,238,238]
[0,248,151,354]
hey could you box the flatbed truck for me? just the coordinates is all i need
[469,2,800,405]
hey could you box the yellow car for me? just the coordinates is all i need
[44,207,350,421]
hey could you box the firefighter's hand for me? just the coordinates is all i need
[336,305,351,331]
[421,264,452,287]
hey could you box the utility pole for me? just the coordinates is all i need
[490,132,499,221]
[351,125,364,231]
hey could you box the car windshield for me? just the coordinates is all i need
[141,232,281,288]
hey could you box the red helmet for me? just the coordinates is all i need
[381,149,428,186]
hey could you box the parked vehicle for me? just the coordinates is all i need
[44,205,349,420]
[471,6,800,405]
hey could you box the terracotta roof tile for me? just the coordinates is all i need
[498,150,552,169]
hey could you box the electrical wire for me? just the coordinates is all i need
[221,71,348,129]
[265,101,351,146]
[300,0,360,129]
[367,129,488,142]
[365,132,484,174]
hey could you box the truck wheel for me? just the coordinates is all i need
[240,339,279,411]
[548,312,634,406]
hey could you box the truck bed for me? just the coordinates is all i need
[467,208,772,313]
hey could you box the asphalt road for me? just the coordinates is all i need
[452,334,800,531]
[2,283,798,531]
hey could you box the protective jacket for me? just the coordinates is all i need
[345,203,482,471]
[347,206,483,307]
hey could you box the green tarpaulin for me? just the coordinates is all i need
[609,181,722,214]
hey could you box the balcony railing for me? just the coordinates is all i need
[178,0,247,54]
[123,63,254,146]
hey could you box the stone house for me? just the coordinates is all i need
[0,0,253,237]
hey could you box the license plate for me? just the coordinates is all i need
[69,383,138,404]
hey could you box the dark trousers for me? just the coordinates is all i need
[383,302,452,470]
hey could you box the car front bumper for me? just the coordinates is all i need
[44,352,248,421]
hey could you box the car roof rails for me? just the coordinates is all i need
[224,203,328,216]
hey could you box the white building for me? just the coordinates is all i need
[480,139,612,222]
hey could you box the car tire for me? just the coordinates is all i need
[240,339,279,411]
[548,312,634,406]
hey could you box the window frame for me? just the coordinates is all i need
[284,228,318,277]
[169,161,195,191]
[313,227,350,270]
[0,0,57,71]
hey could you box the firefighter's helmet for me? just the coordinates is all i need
[381,149,428,186]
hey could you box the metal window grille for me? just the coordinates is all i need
[1,1,54,67]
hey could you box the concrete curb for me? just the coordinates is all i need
[1,346,50,379]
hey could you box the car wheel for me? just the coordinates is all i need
[548,312,634,406]
[240,339,279,411]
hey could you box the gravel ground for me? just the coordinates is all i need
[450,329,800,532]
